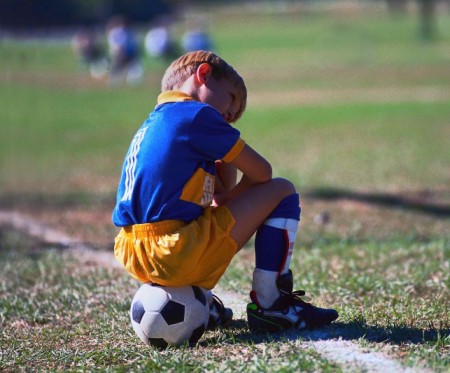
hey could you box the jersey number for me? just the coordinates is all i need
[121,127,147,202]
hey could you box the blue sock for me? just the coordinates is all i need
[254,193,301,273]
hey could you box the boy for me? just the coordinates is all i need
[112,50,338,332]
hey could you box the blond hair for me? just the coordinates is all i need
[161,50,247,122]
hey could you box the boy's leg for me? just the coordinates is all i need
[205,178,294,330]
[226,178,338,332]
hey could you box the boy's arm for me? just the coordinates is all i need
[213,160,237,207]
[215,160,237,194]
[213,144,272,206]
[231,144,272,183]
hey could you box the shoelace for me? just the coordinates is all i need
[279,289,313,309]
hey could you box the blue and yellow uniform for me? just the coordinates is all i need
[113,91,245,289]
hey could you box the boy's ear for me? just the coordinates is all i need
[195,63,212,85]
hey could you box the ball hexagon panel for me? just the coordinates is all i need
[140,311,168,337]
[130,318,149,344]
[140,285,169,312]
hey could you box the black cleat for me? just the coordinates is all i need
[247,270,338,333]
[247,289,338,333]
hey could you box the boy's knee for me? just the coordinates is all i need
[268,191,300,220]
[272,177,296,196]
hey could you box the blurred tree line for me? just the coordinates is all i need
[0,0,439,41]
[0,0,172,29]
[387,0,437,40]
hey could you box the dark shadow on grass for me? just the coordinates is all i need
[202,318,449,346]
[0,191,115,210]
[304,188,450,218]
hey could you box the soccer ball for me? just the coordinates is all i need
[130,283,210,348]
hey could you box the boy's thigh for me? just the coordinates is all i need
[227,178,296,248]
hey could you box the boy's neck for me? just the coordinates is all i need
[176,75,201,102]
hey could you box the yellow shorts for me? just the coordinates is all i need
[114,205,238,289]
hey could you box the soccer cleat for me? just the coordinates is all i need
[247,290,338,332]
[207,294,233,330]
[247,270,338,333]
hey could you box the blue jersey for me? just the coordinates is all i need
[112,91,245,227]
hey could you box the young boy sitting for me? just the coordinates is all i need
[112,50,338,332]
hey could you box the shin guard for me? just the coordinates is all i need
[252,193,301,308]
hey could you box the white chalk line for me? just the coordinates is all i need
[217,290,430,373]
[0,209,119,267]
[0,210,430,372]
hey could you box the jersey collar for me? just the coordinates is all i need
[157,91,195,105]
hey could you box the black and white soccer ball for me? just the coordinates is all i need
[130,283,210,348]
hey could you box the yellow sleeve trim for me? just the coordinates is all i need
[223,138,246,163]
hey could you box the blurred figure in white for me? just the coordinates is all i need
[106,16,143,85]
[71,29,108,79]
[145,22,178,61]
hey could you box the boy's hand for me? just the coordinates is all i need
[212,193,229,207]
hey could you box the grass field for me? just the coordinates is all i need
[1,4,449,372]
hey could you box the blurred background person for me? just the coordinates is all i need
[144,21,179,62]
[106,16,143,85]
[71,28,108,80]
[181,18,214,53]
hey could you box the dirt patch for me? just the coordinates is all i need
[1,188,448,252]
[3,64,450,106]
[1,70,162,92]
[248,86,450,107]
[0,210,73,245]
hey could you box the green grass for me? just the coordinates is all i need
[0,41,77,73]
[1,4,449,372]
[1,230,448,371]
[242,102,450,190]
[2,89,449,193]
